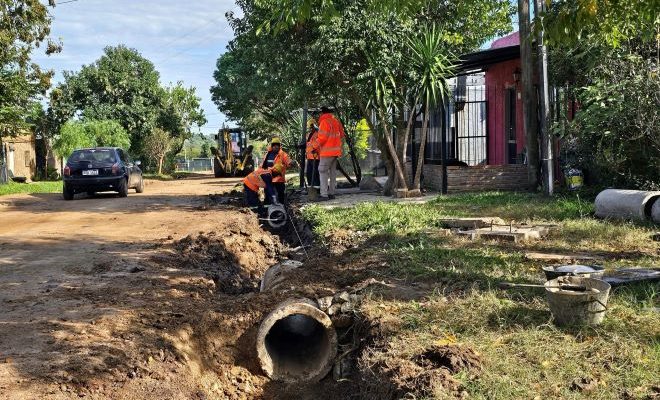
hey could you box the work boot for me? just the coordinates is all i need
[316,196,330,202]
[328,194,336,200]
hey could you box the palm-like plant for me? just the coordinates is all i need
[407,25,455,190]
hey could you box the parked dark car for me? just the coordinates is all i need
[62,147,144,200]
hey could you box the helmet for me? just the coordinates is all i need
[271,163,285,176]
[271,137,282,145]
[307,118,317,129]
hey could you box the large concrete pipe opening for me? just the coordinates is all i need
[257,299,337,382]
[595,189,660,221]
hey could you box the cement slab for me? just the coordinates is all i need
[439,217,506,229]
[525,252,604,262]
[458,224,557,243]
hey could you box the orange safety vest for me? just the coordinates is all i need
[243,169,268,192]
[306,131,320,160]
[262,148,291,183]
[317,113,345,157]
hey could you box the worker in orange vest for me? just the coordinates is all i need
[261,137,292,204]
[305,117,320,189]
[243,163,284,213]
[316,106,345,200]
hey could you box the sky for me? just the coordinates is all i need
[32,0,241,137]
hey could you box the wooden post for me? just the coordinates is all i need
[518,0,540,191]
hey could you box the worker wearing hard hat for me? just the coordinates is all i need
[261,137,292,204]
[243,163,284,213]
[317,106,345,200]
[305,118,320,189]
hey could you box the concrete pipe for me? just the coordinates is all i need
[594,189,660,221]
[256,299,337,382]
[260,260,303,292]
[652,199,660,224]
[266,204,288,230]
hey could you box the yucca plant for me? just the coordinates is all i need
[407,24,456,190]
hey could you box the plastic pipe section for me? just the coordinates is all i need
[256,299,337,382]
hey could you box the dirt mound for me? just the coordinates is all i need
[358,344,482,399]
[173,223,280,294]
[415,345,482,374]
[323,228,368,254]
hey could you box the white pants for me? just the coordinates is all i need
[318,156,338,197]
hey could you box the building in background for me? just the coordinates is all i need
[2,133,37,181]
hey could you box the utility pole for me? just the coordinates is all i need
[300,102,307,189]
[534,0,554,196]
[518,0,540,191]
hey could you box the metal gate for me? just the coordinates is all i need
[450,83,488,166]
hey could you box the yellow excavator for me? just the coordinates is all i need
[212,127,255,178]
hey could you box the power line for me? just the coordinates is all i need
[57,0,81,4]
[153,26,226,64]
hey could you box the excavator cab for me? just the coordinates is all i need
[212,128,255,178]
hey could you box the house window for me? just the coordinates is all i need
[424,107,444,164]
[24,151,31,167]
[452,84,488,166]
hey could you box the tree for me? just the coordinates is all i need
[52,120,130,159]
[407,26,455,191]
[542,0,659,48]
[161,82,207,155]
[49,46,167,159]
[518,0,540,190]
[0,0,61,137]
[200,141,210,158]
[214,0,514,194]
[143,128,172,175]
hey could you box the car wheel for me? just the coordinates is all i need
[135,176,145,193]
[63,185,75,201]
[117,177,129,197]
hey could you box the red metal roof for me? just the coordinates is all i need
[490,32,520,49]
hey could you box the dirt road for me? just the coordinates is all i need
[0,176,285,399]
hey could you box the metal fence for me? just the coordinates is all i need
[175,158,213,172]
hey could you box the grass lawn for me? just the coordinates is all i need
[0,181,62,196]
[303,191,659,399]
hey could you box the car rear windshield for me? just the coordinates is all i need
[68,149,117,164]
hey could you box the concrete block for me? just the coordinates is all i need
[439,217,506,229]
[458,224,556,243]
[359,176,383,191]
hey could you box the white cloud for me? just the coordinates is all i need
[34,0,241,130]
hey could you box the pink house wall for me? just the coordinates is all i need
[485,58,526,166]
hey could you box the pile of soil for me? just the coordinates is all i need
[173,225,280,294]
[358,343,482,399]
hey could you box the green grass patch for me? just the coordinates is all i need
[384,233,531,286]
[302,192,596,236]
[305,190,658,399]
[363,285,660,399]
[0,181,62,196]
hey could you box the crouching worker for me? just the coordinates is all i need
[243,163,285,215]
[261,137,292,204]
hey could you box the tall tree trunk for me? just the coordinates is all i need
[348,89,395,194]
[158,156,164,175]
[376,107,407,191]
[394,99,407,190]
[518,0,540,190]
[413,102,430,190]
